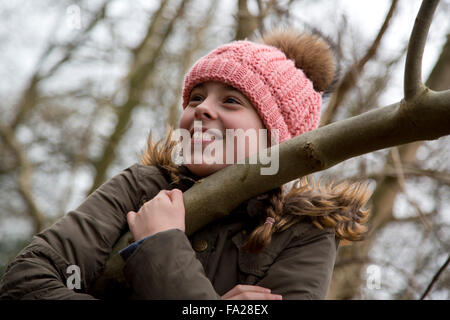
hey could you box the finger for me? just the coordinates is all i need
[221,285,271,300]
[158,189,170,198]
[168,189,184,207]
[154,190,170,202]
[227,292,282,300]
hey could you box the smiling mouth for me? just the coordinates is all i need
[189,127,224,144]
[192,131,216,142]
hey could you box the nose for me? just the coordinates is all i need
[194,98,217,120]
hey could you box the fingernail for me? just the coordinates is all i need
[275,295,282,300]
[265,288,271,293]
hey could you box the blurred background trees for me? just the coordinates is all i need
[0,0,448,299]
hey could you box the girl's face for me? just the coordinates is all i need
[179,81,266,177]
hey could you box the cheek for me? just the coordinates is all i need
[179,109,193,130]
[224,112,261,131]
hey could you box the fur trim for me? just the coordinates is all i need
[261,28,336,92]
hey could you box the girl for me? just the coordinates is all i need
[0,29,371,300]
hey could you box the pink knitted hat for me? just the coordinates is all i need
[182,30,335,143]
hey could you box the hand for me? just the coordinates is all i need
[221,284,282,300]
[127,189,185,242]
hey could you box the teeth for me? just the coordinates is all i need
[192,131,215,140]
[203,132,214,140]
[193,131,202,139]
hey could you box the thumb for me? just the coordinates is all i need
[126,211,136,227]
[169,189,184,207]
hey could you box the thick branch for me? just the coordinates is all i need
[90,0,449,296]
[89,86,450,295]
[184,90,450,233]
[404,0,440,100]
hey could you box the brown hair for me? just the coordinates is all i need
[141,126,182,186]
[140,128,372,253]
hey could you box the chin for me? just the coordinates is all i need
[185,163,228,177]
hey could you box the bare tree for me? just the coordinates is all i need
[1,0,448,299]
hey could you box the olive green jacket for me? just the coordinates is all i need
[0,164,338,300]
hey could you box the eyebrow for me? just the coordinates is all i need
[191,83,251,106]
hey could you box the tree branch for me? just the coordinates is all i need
[90,0,450,295]
[182,91,450,233]
[404,0,440,101]
[11,1,108,129]
[368,165,450,186]
[390,147,432,230]
[90,87,450,295]
[166,0,220,127]
[88,0,190,194]
[0,122,46,233]
[320,0,398,126]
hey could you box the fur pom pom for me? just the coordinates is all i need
[262,28,336,92]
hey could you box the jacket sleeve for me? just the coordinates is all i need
[123,229,221,299]
[256,225,338,300]
[0,164,167,300]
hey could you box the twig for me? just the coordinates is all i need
[420,254,450,299]
[320,0,399,126]
[11,1,108,129]
[166,0,219,127]
[368,165,450,186]
[88,0,191,194]
[390,147,432,230]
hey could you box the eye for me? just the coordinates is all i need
[224,97,241,104]
[189,94,203,103]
